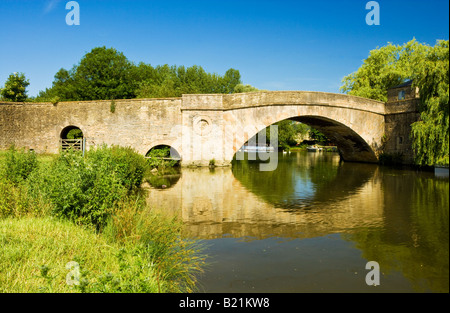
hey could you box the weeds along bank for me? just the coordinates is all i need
[0,146,205,293]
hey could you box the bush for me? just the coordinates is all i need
[0,146,207,293]
[28,150,125,230]
[108,146,148,190]
[4,146,37,185]
[87,145,148,191]
[25,146,149,230]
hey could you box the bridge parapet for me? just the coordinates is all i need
[182,91,386,114]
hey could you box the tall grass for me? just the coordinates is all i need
[0,216,163,293]
[0,146,206,293]
[103,199,206,293]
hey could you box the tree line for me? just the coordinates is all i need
[0,46,249,103]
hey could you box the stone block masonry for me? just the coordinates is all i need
[0,90,419,166]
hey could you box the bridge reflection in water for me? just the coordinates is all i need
[144,152,449,293]
[145,152,383,240]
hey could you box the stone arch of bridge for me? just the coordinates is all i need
[229,114,380,164]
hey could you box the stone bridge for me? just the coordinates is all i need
[0,87,419,166]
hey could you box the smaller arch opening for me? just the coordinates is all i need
[145,145,181,189]
[60,126,84,151]
[145,145,181,161]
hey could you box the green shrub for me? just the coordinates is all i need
[4,146,37,185]
[27,149,126,230]
[0,145,207,293]
[25,146,149,230]
[108,146,148,190]
[87,145,148,191]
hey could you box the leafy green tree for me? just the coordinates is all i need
[1,72,30,102]
[309,128,328,144]
[341,39,449,166]
[234,84,261,93]
[37,46,245,101]
[221,68,241,94]
[341,39,430,102]
[74,46,136,100]
[265,120,299,150]
[411,40,449,166]
[37,68,77,102]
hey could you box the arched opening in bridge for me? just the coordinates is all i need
[233,116,378,164]
[60,126,84,152]
[145,145,182,189]
[145,145,181,165]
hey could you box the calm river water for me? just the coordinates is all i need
[146,151,449,293]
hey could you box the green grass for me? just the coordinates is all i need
[0,216,169,293]
[0,216,121,292]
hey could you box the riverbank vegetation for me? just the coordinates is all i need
[0,146,206,293]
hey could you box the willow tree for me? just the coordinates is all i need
[340,39,430,102]
[411,40,449,166]
[341,39,449,166]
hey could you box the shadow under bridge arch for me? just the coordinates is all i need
[291,116,378,163]
[232,116,379,164]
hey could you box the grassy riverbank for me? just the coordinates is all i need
[0,146,205,293]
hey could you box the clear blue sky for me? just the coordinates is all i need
[0,0,448,97]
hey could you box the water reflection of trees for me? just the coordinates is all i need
[232,153,449,292]
[347,172,449,293]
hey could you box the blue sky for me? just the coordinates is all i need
[0,0,448,97]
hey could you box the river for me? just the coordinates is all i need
[145,151,449,293]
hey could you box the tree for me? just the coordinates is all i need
[411,40,449,166]
[73,46,136,100]
[1,72,30,102]
[265,120,299,150]
[233,84,261,93]
[309,128,328,144]
[37,68,77,102]
[221,68,242,94]
[37,46,246,101]
[341,39,430,102]
[341,39,449,166]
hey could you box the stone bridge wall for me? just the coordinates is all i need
[0,91,418,165]
[0,98,182,155]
